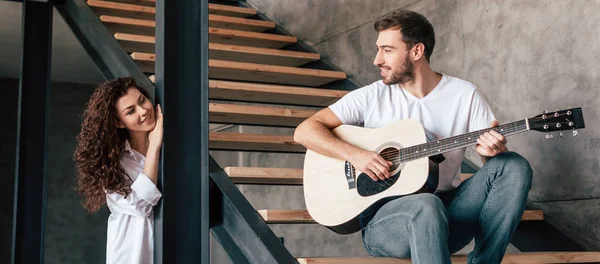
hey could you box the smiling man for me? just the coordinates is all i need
[294,10,533,264]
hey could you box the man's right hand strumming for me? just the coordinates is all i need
[347,149,393,181]
[294,108,393,182]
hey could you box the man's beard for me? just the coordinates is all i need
[382,55,414,85]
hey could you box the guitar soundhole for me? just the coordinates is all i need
[356,171,401,197]
[379,147,400,173]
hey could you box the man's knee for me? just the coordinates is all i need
[407,194,448,224]
[490,151,533,188]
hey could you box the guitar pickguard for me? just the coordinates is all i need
[356,171,401,197]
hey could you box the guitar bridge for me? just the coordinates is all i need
[345,161,356,189]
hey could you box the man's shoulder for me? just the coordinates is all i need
[352,80,393,95]
[443,74,478,92]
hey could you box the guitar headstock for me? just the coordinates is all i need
[528,108,585,137]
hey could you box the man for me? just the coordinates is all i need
[294,9,532,264]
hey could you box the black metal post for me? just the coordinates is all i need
[154,0,209,263]
[12,0,53,263]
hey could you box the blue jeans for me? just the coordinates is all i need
[361,152,533,264]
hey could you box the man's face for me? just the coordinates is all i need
[373,29,415,85]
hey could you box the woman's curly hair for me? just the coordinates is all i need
[74,77,153,212]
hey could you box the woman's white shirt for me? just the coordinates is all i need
[105,140,162,264]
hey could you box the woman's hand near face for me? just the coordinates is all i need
[148,104,163,153]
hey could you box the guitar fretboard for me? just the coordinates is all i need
[395,119,529,163]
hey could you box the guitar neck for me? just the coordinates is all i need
[399,119,529,162]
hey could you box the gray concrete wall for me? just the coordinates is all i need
[0,79,108,263]
[241,0,600,254]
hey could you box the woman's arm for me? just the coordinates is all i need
[107,172,162,217]
[143,104,163,184]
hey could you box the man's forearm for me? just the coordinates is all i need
[294,120,360,161]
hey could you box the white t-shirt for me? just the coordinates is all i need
[329,74,495,191]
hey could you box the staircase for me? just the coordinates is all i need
[88,0,600,263]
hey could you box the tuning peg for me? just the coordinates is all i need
[543,110,549,114]
[559,131,564,138]
[572,130,578,137]
[546,132,554,139]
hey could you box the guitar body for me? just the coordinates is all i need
[303,107,585,234]
[303,119,432,234]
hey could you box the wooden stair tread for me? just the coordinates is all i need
[210,27,296,48]
[258,209,544,224]
[101,15,155,35]
[210,132,305,153]
[132,53,345,86]
[225,167,303,185]
[209,14,275,32]
[114,30,297,51]
[103,0,155,7]
[209,103,316,127]
[130,43,320,68]
[208,3,257,18]
[210,59,346,86]
[297,252,600,264]
[146,79,345,106]
[222,168,475,186]
[88,0,155,19]
[89,1,256,19]
[116,30,296,52]
[209,80,346,106]
[100,14,275,34]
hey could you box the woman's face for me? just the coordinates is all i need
[114,87,155,133]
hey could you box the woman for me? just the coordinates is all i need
[74,77,163,264]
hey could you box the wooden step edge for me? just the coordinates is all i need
[257,209,544,224]
[209,80,347,99]
[209,103,317,118]
[297,252,600,264]
[209,132,305,153]
[225,167,303,185]
[137,58,342,82]
[90,2,257,18]
[132,43,320,62]
[88,0,155,13]
[208,3,257,17]
[106,0,155,6]
[258,210,314,223]
[100,15,154,27]
[147,78,348,105]
[211,43,320,60]
[209,59,347,80]
[100,14,274,29]
[119,0,259,17]
[130,52,154,61]
[114,33,154,43]
[209,14,275,29]
[116,29,296,45]
[210,132,298,144]
[209,27,297,43]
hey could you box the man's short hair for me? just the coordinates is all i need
[374,10,435,62]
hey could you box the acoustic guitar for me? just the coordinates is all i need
[303,108,585,234]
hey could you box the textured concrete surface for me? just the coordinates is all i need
[246,0,418,46]
[0,79,108,263]
[44,81,108,263]
[531,199,600,251]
